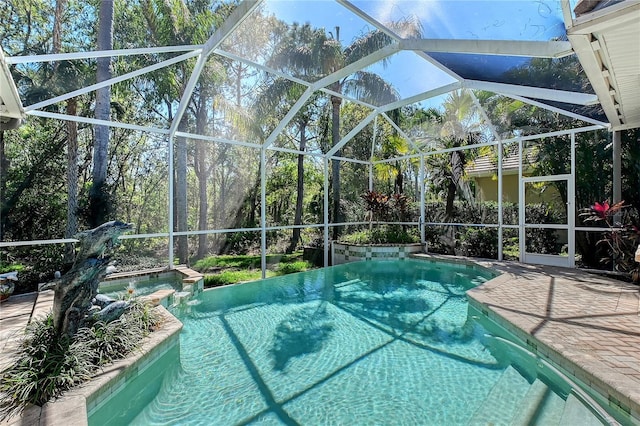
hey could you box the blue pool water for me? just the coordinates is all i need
[88,260,608,425]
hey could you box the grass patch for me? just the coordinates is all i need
[204,270,275,287]
[193,253,305,271]
[0,263,25,274]
[196,253,314,288]
[276,261,310,275]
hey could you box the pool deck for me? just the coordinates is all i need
[1,258,640,424]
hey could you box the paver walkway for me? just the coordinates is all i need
[0,293,37,372]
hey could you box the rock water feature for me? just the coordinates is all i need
[40,221,133,337]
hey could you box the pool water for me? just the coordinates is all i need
[98,279,180,300]
[88,260,605,425]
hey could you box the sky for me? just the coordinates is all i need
[261,0,573,112]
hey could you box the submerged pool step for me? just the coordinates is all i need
[559,393,603,426]
[468,366,531,426]
[510,379,564,425]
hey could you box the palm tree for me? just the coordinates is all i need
[256,24,328,252]
[270,20,421,239]
[423,90,483,219]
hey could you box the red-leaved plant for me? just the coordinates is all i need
[580,200,640,282]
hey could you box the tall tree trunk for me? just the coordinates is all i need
[52,0,65,59]
[65,98,79,262]
[287,120,307,253]
[394,164,403,194]
[175,117,189,264]
[331,94,341,240]
[0,130,6,240]
[90,0,114,226]
[445,147,465,219]
[445,178,456,219]
[53,0,77,263]
[195,93,208,260]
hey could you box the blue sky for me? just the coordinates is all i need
[261,0,575,112]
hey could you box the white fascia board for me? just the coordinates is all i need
[612,122,640,132]
[0,48,24,119]
[568,33,621,127]
[570,1,640,34]
[464,80,598,105]
[561,0,575,30]
[399,39,573,58]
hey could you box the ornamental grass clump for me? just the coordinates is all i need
[0,299,161,420]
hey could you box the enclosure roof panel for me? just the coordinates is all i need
[351,0,568,41]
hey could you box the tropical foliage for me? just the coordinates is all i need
[580,200,640,279]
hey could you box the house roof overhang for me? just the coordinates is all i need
[567,0,640,131]
[0,47,24,130]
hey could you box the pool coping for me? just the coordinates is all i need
[413,253,640,424]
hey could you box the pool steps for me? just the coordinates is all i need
[468,366,530,425]
[510,379,563,425]
[562,393,607,426]
[470,367,605,425]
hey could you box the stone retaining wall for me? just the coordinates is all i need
[332,242,423,264]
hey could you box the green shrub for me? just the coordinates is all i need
[425,201,563,256]
[0,300,160,420]
[340,225,419,245]
[458,227,498,258]
[203,270,272,287]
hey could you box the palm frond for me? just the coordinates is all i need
[344,71,399,106]
[344,30,392,66]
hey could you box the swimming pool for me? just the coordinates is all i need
[88,259,609,425]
